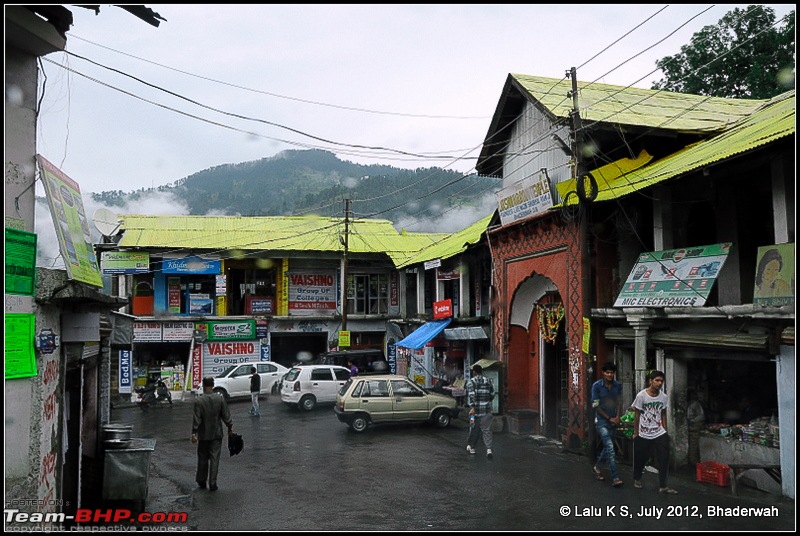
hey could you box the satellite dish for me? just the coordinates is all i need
[92,208,120,237]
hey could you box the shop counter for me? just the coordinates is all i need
[699,433,780,494]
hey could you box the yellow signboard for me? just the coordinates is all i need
[338,330,351,347]
[582,317,591,355]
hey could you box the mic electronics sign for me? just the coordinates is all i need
[615,243,731,307]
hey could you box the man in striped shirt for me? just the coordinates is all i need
[466,364,495,459]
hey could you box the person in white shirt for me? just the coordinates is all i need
[632,370,677,494]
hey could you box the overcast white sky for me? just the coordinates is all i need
[25,4,794,266]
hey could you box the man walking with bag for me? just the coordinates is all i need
[466,364,495,459]
[192,377,234,491]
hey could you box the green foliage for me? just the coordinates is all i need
[89,149,501,227]
[652,5,795,99]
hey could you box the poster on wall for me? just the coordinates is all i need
[614,243,732,307]
[36,155,103,287]
[5,313,37,379]
[753,243,795,307]
[5,228,37,295]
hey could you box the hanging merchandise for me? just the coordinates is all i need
[536,302,565,344]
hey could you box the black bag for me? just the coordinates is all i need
[228,432,244,456]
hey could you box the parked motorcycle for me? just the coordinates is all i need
[136,379,172,411]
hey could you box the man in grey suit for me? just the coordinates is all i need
[191,376,234,491]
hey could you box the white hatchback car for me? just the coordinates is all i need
[280,365,351,411]
[201,361,289,400]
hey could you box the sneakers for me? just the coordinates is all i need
[487,449,494,460]
[466,445,476,455]
[633,480,643,489]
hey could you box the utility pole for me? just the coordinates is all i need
[569,67,594,458]
[569,67,590,327]
[341,198,350,331]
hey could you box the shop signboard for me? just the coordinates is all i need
[133,321,162,342]
[753,243,795,307]
[162,255,221,274]
[202,340,260,376]
[433,299,452,319]
[100,251,149,274]
[205,320,256,341]
[37,155,103,287]
[614,243,732,307]
[119,350,132,393]
[287,272,337,315]
[496,171,553,227]
[163,322,195,341]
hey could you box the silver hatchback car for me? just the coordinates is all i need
[280,365,351,411]
[334,374,460,432]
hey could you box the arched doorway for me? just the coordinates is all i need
[537,294,568,439]
[507,275,568,438]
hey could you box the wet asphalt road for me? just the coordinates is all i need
[111,396,795,531]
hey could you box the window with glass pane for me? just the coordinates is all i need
[347,274,388,314]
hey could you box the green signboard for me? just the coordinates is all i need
[615,243,732,308]
[5,228,37,295]
[5,313,37,379]
[203,320,257,341]
[37,154,103,287]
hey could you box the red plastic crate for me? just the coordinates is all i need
[696,461,731,487]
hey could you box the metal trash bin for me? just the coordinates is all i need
[103,438,156,504]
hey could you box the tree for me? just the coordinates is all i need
[652,5,795,99]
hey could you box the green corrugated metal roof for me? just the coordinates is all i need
[555,90,795,204]
[512,74,766,133]
[117,215,447,266]
[396,214,493,268]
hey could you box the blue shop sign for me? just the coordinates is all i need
[162,255,221,274]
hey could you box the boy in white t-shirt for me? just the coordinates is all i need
[632,370,678,494]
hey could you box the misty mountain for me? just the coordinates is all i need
[90,149,501,229]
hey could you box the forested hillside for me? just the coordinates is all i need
[91,149,500,223]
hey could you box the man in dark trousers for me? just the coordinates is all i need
[249,366,261,416]
[191,376,234,491]
[466,364,495,459]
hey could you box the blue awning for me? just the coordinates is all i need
[395,318,452,350]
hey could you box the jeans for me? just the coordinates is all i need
[595,423,619,480]
[250,392,260,415]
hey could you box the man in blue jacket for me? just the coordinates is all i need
[592,363,623,487]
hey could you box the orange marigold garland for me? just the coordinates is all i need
[536,302,565,343]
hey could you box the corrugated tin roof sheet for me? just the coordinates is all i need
[396,214,493,268]
[511,74,766,133]
[555,90,795,204]
[116,215,447,266]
